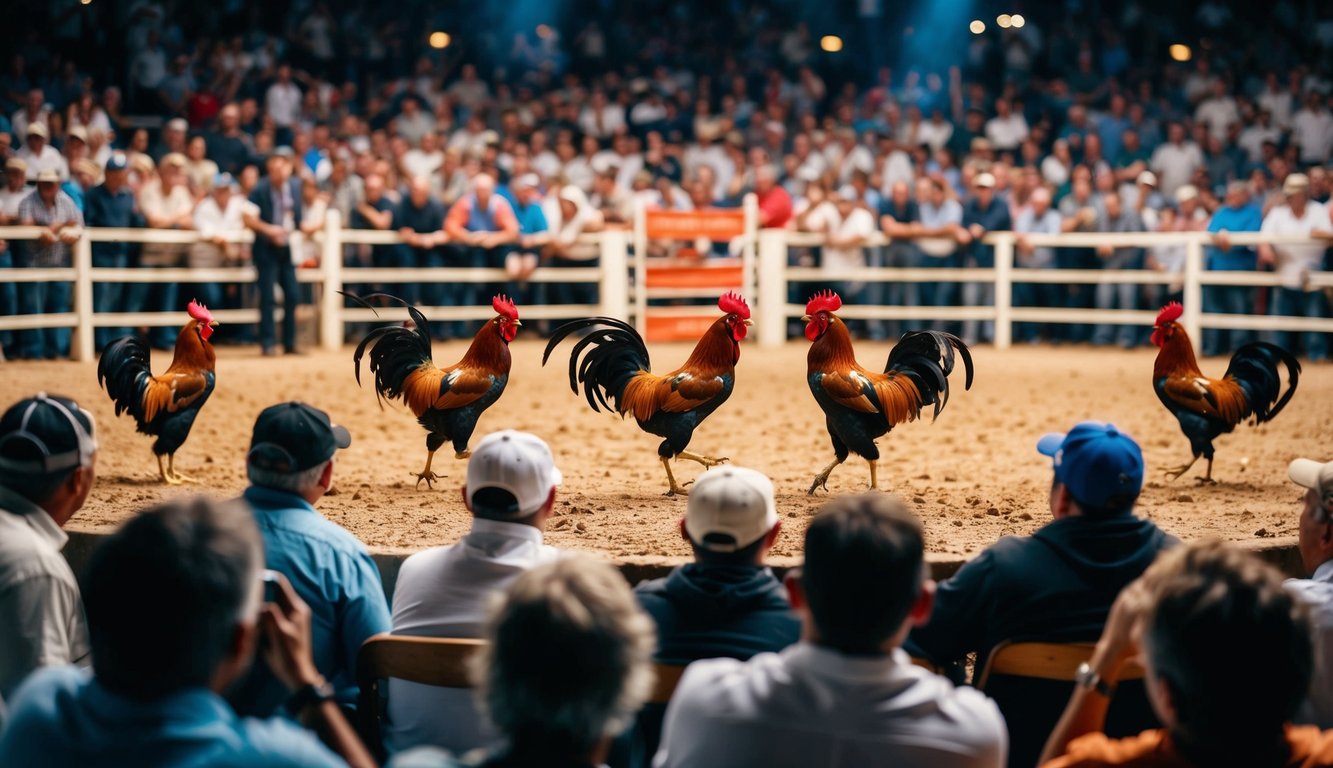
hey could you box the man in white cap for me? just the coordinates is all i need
[1286,458,1333,727]
[1259,173,1332,361]
[387,430,563,756]
[14,123,67,183]
[626,466,797,762]
[15,170,82,359]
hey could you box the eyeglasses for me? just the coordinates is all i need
[0,393,98,474]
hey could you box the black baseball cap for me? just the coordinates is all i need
[247,402,350,473]
[0,393,98,475]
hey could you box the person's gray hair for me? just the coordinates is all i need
[246,460,329,495]
[471,556,656,753]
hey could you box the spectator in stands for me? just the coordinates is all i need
[10,88,49,143]
[152,117,189,162]
[910,420,1174,768]
[1039,541,1331,767]
[266,64,303,137]
[191,173,254,310]
[624,466,797,764]
[877,180,922,339]
[388,430,563,755]
[394,175,447,309]
[445,173,519,324]
[15,170,82,360]
[986,98,1030,153]
[230,401,389,718]
[15,123,65,182]
[754,164,792,229]
[350,170,397,295]
[1091,191,1146,347]
[0,394,95,705]
[0,496,374,767]
[657,492,1006,767]
[207,103,254,176]
[393,555,656,768]
[1014,186,1062,343]
[819,186,876,308]
[184,134,218,198]
[1287,457,1333,729]
[1293,93,1333,168]
[915,176,964,325]
[1259,173,1331,362]
[1203,181,1264,356]
[134,152,194,349]
[0,157,25,358]
[1151,123,1203,204]
[959,172,1012,345]
[243,147,304,356]
[84,152,142,349]
[505,173,551,305]
[543,183,603,307]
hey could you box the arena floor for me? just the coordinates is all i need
[5,338,1329,565]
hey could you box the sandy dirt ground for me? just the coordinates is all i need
[3,337,1328,565]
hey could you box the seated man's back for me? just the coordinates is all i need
[387,430,563,755]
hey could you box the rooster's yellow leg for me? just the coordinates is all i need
[414,450,441,489]
[869,460,879,490]
[1198,457,1216,484]
[1163,456,1198,481]
[677,451,729,468]
[808,457,845,495]
[168,454,197,483]
[662,456,692,496]
[157,454,179,485]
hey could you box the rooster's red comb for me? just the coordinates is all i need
[1156,302,1183,326]
[187,299,214,324]
[718,291,750,319]
[492,294,519,320]
[805,290,842,316]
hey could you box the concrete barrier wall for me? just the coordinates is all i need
[62,530,1305,603]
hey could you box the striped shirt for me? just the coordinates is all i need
[16,190,83,268]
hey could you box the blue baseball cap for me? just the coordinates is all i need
[1037,421,1144,512]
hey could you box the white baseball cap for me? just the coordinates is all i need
[684,466,778,552]
[1291,459,1333,505]
[466,430,563,516]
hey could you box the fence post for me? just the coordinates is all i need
[1182,233,1204,354]
[756,229,787,348]
[599,230,630,320]
[72,232,94,362]
[992,233,1014,350]
[632,202,648,334]
[319,209,344,351]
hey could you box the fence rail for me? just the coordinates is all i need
[1,214,1331,360]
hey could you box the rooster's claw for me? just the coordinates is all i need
[414,471,442,489]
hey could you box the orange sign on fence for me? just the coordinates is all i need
[644,209,747,240]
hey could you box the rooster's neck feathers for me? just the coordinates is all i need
[1154,323,1201,379]
[681,316,740,374]
[167,320,216,371]
[807,316,859,372]
[459,320,512,372]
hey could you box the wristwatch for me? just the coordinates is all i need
[1074,662,1116,697]
[289,679,336,712]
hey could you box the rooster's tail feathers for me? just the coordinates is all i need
[885,331,974,421]
[1225,341,1301,423]
[350,293,434,409]
[543,317,651,414]
[97,336,153,425]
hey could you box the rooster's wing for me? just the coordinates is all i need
[402,364,498,417]
[141,371,212,423]
[621,370,727,422]
[816,367,925,424]
[1158,374,1248,426]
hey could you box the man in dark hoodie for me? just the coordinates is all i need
[908,420,1176,768]
[622,466,798,766]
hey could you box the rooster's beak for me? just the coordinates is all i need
[743,319,753,327]
[512,320,523,327]
[800,314,811,322]
[209,321,219,328]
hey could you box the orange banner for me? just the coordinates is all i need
[644,209,746,240]
[645,314,722,342]
[643,264,744,289]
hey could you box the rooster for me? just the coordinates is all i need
[543,293,751,496]
[98,300,219,485]
[1150,302,1300,482]
[353,294,520,488]
[802,291,973,494]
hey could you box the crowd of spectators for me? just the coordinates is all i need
[2,0,1333,360]
[4,390,1333,768]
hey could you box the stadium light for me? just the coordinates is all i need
[1169,43,1192,62]
[79,0,91,5]
[1010,14,1025,28]
[429,32,452,49]
[536,24,555,40]
[969,19,986,34]
[996,14,1012,28]
[820,35,844,53]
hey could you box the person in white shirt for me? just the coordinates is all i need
[401,130,444,179]
[0,394,96,706]
[1286,458,1333,729]
[578,90,625,139]
[1292,93,1333,166]
[10,89,51,143]
[1194,80,1241,143]
[15,123,68,182]
[821,187,876,300]
[1259,173,1332,360]
[190,173,257,308]
[655,493,1006,768]
[386,430,564,756]
[984,98,1029,153]
[265,64,303,129]
[1150,123,1204,202]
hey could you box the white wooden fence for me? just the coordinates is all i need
[1,212,1330,361]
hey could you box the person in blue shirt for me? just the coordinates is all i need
[0,496,375,768]
[83,152,143,348]
[1203,181,1264,356]
[229,401,391,719]
[504,173,550,306]
[959,172,1013,345]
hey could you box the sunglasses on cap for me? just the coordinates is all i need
[0,393,98,474]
